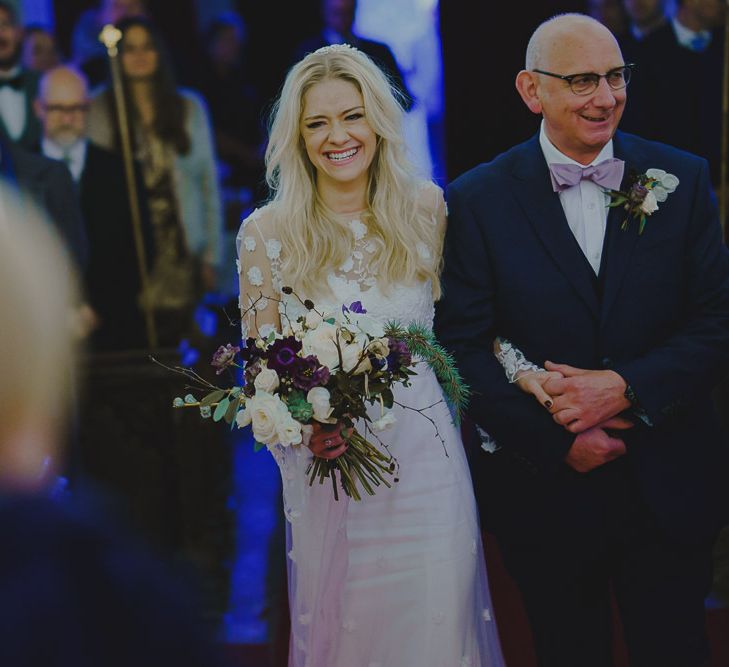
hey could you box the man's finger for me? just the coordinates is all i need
[543,376,568,396]
[545,360,587,377]
[553,408,578,426]
[601,416,635,430]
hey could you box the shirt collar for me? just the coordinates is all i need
[42,137,87,172]
[539,119,614,168]
[672,17,711,50]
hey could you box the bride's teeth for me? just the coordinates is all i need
[328,148,358,161]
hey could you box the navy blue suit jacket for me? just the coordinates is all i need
[435,131,729,543]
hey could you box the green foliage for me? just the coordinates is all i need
[201,389,226,407]
[386,320,470,423]
[287,390,314,422]
[213,396,230,422]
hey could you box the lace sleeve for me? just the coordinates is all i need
[493,337,543,383]
[236,207,282,340]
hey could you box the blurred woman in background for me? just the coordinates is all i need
[88,17,222,346]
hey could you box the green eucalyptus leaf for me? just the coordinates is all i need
[201,389,226,407]
[253,441,265,452]
[224,396,240,424]
[213,396,231,422]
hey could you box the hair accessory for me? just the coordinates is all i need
[311,43,359,57]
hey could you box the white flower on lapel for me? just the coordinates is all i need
[606,166,679,235]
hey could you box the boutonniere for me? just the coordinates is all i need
[606,168,679,234]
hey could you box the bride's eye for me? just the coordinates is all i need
[345,113,363,121]
[306,121,325,129]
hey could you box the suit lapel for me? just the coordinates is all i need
[511,136,601,320]
[599,132,645,324]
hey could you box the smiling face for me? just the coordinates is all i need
[519,19,626,164]
[300,77,377,197]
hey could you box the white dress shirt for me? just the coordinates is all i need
[41,137,88,183]
[539,121,614,275]
[0,66,26,141]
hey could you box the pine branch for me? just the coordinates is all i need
[397,322,470,423]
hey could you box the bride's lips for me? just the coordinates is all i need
[324,146,361,165]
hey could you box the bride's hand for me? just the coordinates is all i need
[307,420,348,459]
[514,370,563,409]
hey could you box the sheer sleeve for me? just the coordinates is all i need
[493,337,543,383]
[236,207,282,339]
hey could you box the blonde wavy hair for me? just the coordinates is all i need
[265,45,443,299]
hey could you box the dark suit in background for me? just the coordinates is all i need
[0,137,87,269]
[620,22,723,185]
[0,67,43,150]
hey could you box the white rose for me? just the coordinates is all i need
[302,322,340,371]
[367,337,390,359]
[307,387,336,423]
[248,391,289,444]
[305,310,322,329]
[372,411,397,432]
[254,367,280,393]
[659,173,679,192]
[236,405,251,428]
[640,190,659,215]
[277,415,303,447]
[341,341,372,374]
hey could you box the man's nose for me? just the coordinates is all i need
[590,76,617,109]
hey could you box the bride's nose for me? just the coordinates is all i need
[327,121,350,144]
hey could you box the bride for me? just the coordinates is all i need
[237,44,550,666]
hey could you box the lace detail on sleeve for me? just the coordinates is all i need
[494,337,542,383]
[236,207,283,340]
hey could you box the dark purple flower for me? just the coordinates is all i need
[211,343,240,374]
[292,354,331,391]
[628,183,648,205]
[243,362,262,397]
[349,301,366,314]
[266,336,303,374]
[386,338,412,371]
[240,337,262,365]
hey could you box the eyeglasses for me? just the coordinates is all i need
[42,104,90,115]
[532,64,634,96]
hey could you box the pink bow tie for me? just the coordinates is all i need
[548,158,625,192]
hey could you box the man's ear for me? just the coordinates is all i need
[32,98,43,121]
[515,70,542,115]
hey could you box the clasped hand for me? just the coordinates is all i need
[516,362,633,473]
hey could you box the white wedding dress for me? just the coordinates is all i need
[237,195,506,667]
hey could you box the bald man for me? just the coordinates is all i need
[35,65,151,351]
[435,13,729,667]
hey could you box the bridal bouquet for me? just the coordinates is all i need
[166,288,468,501]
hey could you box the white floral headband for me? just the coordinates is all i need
[311,43,359,57]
